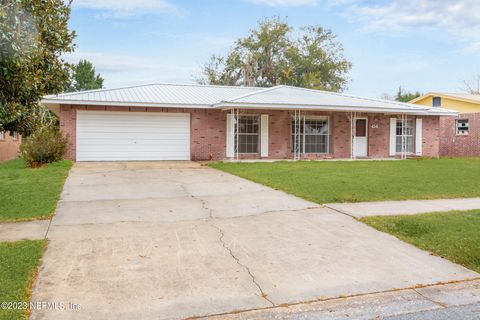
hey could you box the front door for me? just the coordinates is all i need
[354,118,368,157]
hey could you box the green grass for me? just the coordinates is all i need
[0,240,46,320]
[361,210,480,273]
[210,158,480,203]
[0,159,72,221]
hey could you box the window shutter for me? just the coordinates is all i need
[261,114,269,157]
[415,118,422,156]
[226,113,234,158]
[389,118,397,156]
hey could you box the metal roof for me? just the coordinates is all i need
[42,83,262,107]
[216,85,457,115]
[42,83,458,116]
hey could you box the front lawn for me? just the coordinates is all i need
[0,240,46,320]
[0,159,72,221]
[210,158,480,203]
[361,210,480,273]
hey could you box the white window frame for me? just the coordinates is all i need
[0,131,5,141]
[291,116,330,154]
[456,119,469,136]
[395,119,415,154]
[235,115,260,154]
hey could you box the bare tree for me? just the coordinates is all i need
[379,93,393,101]
[462,74,480,94]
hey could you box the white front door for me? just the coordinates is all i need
[354,118,368,157]
[76,110,190,161]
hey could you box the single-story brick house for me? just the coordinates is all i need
[41,84,457,162]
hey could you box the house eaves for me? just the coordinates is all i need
[215,101,458,116]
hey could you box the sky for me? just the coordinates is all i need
[67,0,480,98]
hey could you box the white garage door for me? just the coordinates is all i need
[76,110,190,161]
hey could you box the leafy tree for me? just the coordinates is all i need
[64,59,104,92]
[198,17,351,92]
[395,86,421,102]
[0,0,75,136]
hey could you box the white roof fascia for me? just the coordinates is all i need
[41,99,213,109]
[215,102,458,115]
[424,108,459,116]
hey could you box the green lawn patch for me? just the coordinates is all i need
[0,240,46,320]
[361,210,480,273]
[0,159,72,221]
[210,158,480,203]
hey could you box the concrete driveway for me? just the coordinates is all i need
[30,162,478,320]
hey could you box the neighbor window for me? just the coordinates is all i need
[291,117,329,154]
[456,119,469,135]
[432,96,441,107]
[235,115,259,154]
[396,119,414,153]
[0,131,4,140]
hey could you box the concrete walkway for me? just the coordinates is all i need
[29,162,479,320]
[0,220,50,242]
[326,198,480,218]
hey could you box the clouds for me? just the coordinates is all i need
[339,0,480,51]
[64,51,195,87]
[73,0,183,18]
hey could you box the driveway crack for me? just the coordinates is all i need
[180,182,274,306]
[210,222,275,307]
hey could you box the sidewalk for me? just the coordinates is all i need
[326,197,480,218]
[0,220,50,242]
[205,279,480,320]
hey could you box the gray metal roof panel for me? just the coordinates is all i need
[43,83,261,106]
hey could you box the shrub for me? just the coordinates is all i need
[20,129,67,167]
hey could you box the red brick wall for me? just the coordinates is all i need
[59,105,441,161]
[421,116,440,157]
[0,131,21,162]
[440,113,480,157]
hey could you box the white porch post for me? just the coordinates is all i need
[235,108,239,160]
[350,112,357,160]
[401,114,407,160]
[293,110,302,160]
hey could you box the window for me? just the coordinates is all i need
[12,132,19,140]
[456,119,469,135]
[0,131,4,140]
[432,96,441,107]
[235,115,259,154]
[396,119,414,153]
[291,117,329,154]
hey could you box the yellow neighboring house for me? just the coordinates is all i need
[409,92,480,113]
[410,92,480,157]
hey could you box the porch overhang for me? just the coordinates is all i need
[215,102,459,116]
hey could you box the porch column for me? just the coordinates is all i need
[350,112,357,160]
[293,110,302,160]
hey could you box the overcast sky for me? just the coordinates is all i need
[67,0,480,97]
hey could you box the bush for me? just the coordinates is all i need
[20,129,67,167]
